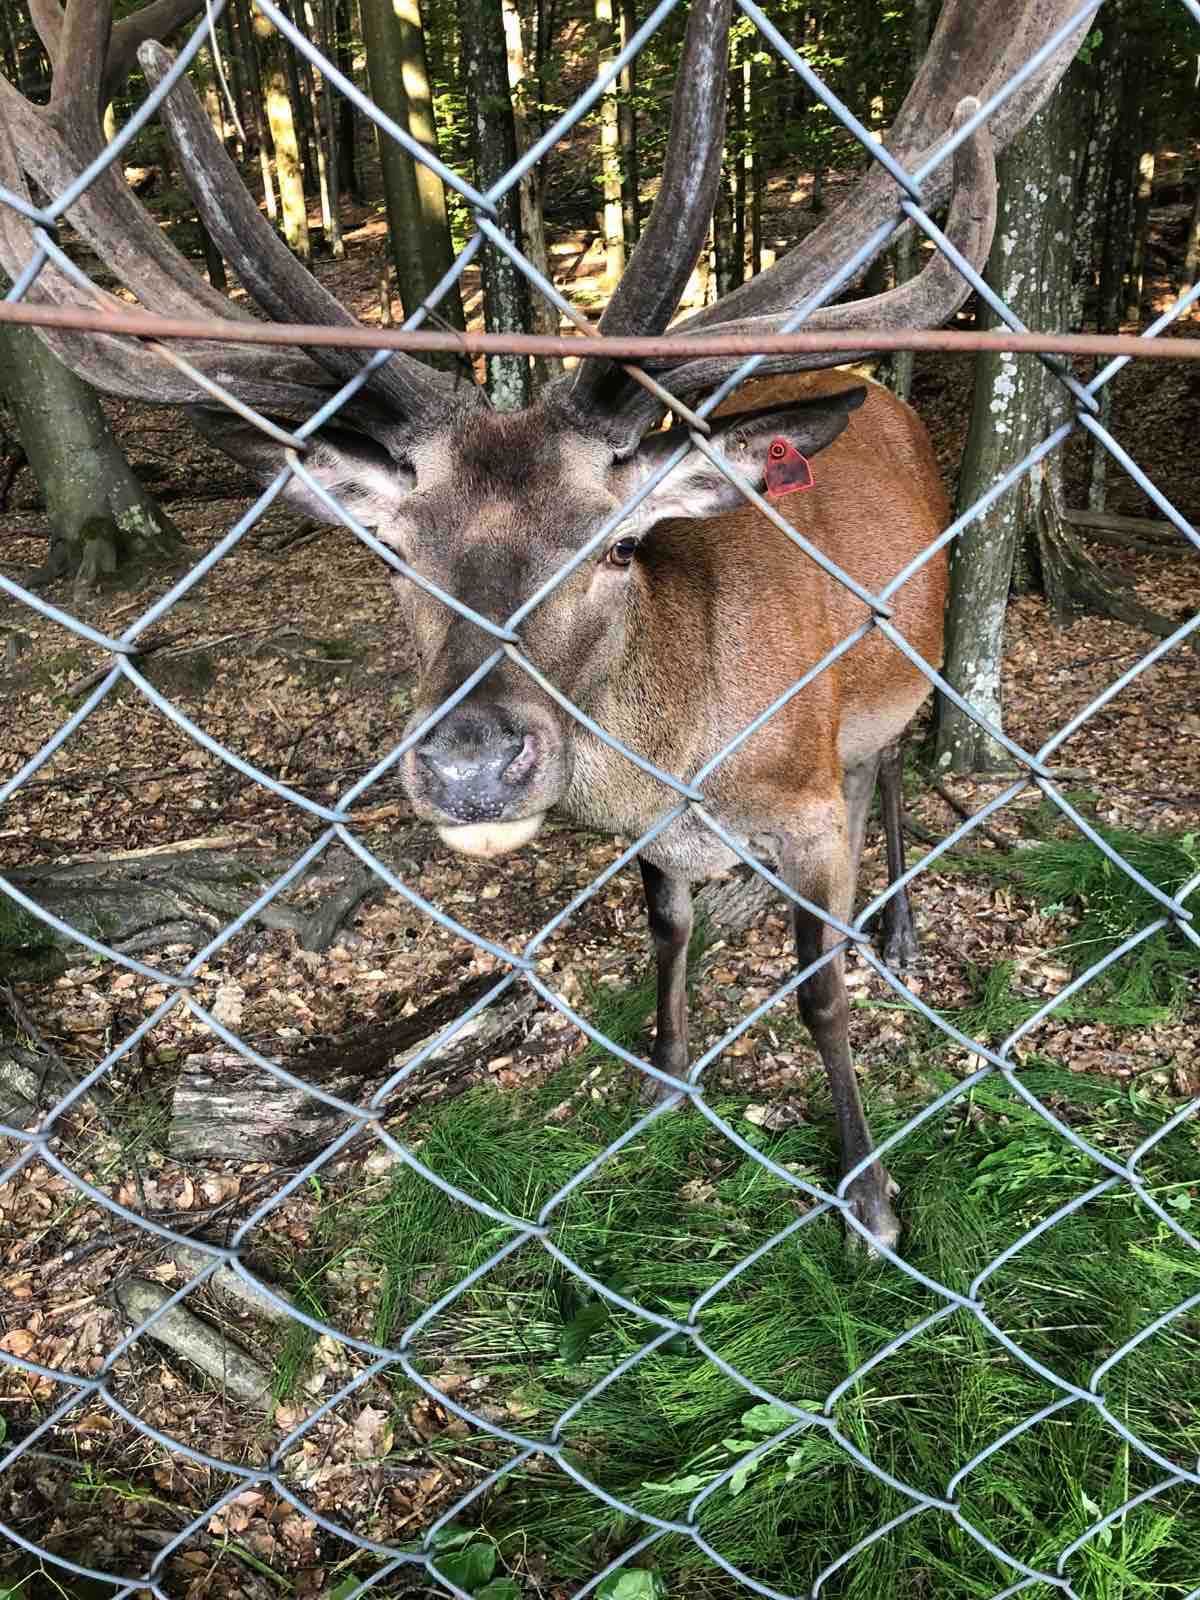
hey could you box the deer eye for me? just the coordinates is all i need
[607,536,639,568]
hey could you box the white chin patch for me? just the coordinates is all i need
[438,815,545,858]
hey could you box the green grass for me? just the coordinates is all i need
[1014,827,1200,1022]
[944,827,1200,1043]
[334,1060,1200,1599]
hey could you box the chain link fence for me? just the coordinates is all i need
[1,0,1199,1593]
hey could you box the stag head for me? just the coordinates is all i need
[0,0,1095,855]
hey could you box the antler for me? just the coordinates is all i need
[138,41,471,430]
[564,0,732,421]
[0,5,471,452]
[559,0,1095,442]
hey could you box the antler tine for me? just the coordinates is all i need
[607,97,995,431]
[564,0,732,422]
[139,41,471,428]
[0,100,385,421]
[680,0,1094,334]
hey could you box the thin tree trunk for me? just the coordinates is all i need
[1125,143,1155,324]
[502,0,562,387]
[298,0,336,248]
[197,51,229,287]
[235,0,279,220]
[713,159,737,298]
[1183,178,1200,291]
[335,0,360,200]
[749,57,763,276]
[729,41,745,292]
[458,0,531,408]
[935,91,1073,773]
[313,0,345,257]
[595,0,624,293]
[1088,15,1131,512]
[280,0,320,186]
[0,2,23,83]
[1096,26,1135,337]
[361,0,466,347]
[220,6,249,159]
[890,0,932,402]
[257,10,311,259]
[618,0,638,252]
[0,327,182,592]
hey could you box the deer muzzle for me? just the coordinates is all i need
[409,706,557,856]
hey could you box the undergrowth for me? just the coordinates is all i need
[953,826,1200,1040]
[320,1060,1200,1599]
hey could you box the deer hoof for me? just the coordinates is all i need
[638,1058,690,1108]
[844,1173,902,1257]
[879,918,920,973]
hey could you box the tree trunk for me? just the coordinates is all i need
[0,327,182,593]
[0,1,23,84]
[196,51,229,288]
[361,0,465,348]
[280,0,320,186]
[713,159,737,298]
[1097,96,1136,337]
[501,0,562,388]
[1184,178,1200,292]
[749,57,763,276]
[617,0,638,253]
[1089,30,1138,514]
[1125,143,1155,324]
[296,0,336,250]
[219,6,249,160]
[233,0,279,219]
[728,43,745,293]
[458,0,531,408]
[334,0,361,199]
[935,90,1074,774]
[595,0,624,294]
[255,10,310,257]
[314,0,345,257]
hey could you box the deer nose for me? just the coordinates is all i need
[416,714,534,820]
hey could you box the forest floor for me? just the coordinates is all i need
[0,188,1199,1596]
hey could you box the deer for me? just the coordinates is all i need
[0,0,1093,1248]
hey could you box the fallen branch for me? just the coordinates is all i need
[114,1277,276,1411]
[929,777,1024,848]
[2,842,383,982]
[1062,507,1194,552]
[170,971,538,1160]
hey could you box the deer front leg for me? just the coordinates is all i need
[876,740,918,971]
[781,835,900,1253]
[639,857,692,1099]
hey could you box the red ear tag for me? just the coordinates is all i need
[764,437,814,499]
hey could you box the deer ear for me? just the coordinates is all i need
[192,412,416,527]
[624,386,866,524]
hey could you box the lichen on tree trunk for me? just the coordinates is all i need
[936,91,1076,774]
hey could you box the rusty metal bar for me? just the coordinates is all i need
[2,298,1200,363]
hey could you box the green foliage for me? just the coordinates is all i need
[1020,826,1199,1024]
[946,828,1199,1043]
[346,1060,1200,1598]
[596,1572,664,1600]
[0,896,48,953]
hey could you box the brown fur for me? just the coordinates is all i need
[564,373,948,877]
